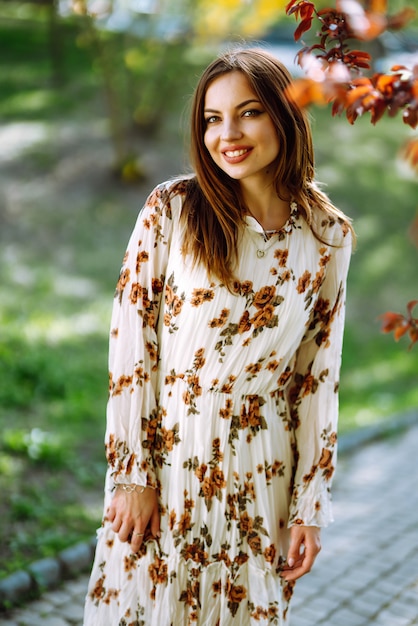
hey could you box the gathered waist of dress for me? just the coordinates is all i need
[158,368,294,399]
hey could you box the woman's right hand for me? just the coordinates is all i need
[107,485,160,552]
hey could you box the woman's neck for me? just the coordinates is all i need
[241,184,291,231]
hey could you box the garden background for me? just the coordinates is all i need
[0,0,417,582]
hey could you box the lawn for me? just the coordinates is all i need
[0,9,417,581]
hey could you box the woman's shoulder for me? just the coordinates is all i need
[145,176,193,212]
[309,204,353,248]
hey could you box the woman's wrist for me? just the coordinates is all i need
[115,484,154,494]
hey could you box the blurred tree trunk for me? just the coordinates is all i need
[48,0,63,85]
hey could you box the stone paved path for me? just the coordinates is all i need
[2,424,418,626]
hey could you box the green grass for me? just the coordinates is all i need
[0,11,417,579]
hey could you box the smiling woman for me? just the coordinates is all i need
[83,48,355,626]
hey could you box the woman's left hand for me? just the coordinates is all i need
[280,525,321,582]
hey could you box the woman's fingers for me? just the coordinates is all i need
[108,486,160,550]
[130,527,146,551]
[150,503,161,539]
[281,526,321,582]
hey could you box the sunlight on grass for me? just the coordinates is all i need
[0,121,49,160]
[0,89,55,117]
[22,308,110,342]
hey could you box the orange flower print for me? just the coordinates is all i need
[239,511,253,534]
[319,252,331,268]
[253,285,276,308]
[266,359,280,371]
[210,467,226,489]
[177,511,192,534]
[148,555,168,586]
[113,374,133,396]
[217,549,232,567]
[135,250,149,273]
[277,366,293,387]
[283,580,295,602]
[312,269,324,293]
[264,544,276,563]
[172,296,183,316]
[228,583,246,603]
[201,476,215,499]
[212,580,222,596]
[296,270,311,294]
[281,269,291,282]
[238,310,252,334]
[209,308,230,328]
[245,362,262,376]
[226,579,247,617]
[302,373,317,396]
[161,427,175,452]
[145,341,158,362]
[89,576,106,602]
[274,248,289,267]
[152,277,163,294]
[250,303,276,329]
[193,348,206,370]
[187,374,202,397]
[129,283,141,305]
[219,398,233,419]
[182,541,208,565]
[195,463,207,482]
[165,284,175,305]
[318,447,334,479]
[315,297,331,318]
[191,288,215,306]
[241,280,253,294]
[220,376,236,393]
[248,534,262,555]
[168,509,176,530]
[115,268,130,303]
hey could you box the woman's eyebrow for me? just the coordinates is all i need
[204,98,261,113]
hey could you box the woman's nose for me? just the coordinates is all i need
[221,118,243,141]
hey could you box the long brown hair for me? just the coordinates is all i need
[180,48,354,287]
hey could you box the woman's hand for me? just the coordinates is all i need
[107,485,160,553]
[280,525,321,582]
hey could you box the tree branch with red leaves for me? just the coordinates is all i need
[379,300,418,349]
[285,0,418,171]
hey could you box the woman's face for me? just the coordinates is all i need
[203,71,280,190]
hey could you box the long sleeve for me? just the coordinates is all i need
[104,182,176,490]
[287,222,352,528]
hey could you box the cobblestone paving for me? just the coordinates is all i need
[2,425,418,626]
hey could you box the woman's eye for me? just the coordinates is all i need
[243,109,262,118]
[205,116,220,124]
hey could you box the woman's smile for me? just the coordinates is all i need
[222,146,253,163]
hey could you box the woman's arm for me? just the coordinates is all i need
[103,182,179,549]
[286,222,352,529]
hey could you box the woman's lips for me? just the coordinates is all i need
[222,147,253,164]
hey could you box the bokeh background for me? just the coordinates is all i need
[0,0,417,580]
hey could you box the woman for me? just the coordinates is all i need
[84,48,353,625]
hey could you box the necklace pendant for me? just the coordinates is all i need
[256,249,265,258]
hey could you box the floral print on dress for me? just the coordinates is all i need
[84,178,352,626]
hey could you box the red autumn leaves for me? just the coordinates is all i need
[379,301,418,349]
[285,0,418,172]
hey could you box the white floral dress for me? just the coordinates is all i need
[84,178,351,626]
